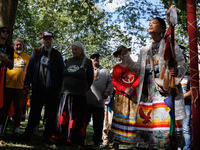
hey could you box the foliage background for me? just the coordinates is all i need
[12,0,200,69]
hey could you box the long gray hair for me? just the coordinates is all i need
[72,41,87,67]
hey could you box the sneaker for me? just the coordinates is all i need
[103,141,109,147]
[95,142,106,148]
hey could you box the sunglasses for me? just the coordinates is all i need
[1,30,9,34]
[91,55,99,59]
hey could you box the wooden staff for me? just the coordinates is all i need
[187,0,200,149]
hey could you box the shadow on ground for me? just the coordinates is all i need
[0,119,135,150]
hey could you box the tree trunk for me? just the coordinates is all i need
[0,0,18,45]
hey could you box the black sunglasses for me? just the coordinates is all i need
[1,29,9,34]
[91,55,99,59]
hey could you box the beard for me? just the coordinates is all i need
[15,50,23,54]
[93,61,99,67]
[44,43,53,52]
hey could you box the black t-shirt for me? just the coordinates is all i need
[181,72,191,105]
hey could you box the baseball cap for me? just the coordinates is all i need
[42,31,53,38]
[90,52,100,59]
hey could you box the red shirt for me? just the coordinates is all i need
[112,64,140,96]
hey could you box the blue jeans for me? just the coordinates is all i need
[181,105,192,150]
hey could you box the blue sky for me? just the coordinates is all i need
[97,0,165,28]
[96,0,166,59]
[97,0,168,60]
[96,0,168,59]
[97,1,200,64]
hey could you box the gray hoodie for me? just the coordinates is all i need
[86,65,113,107]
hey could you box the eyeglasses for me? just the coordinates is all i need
[91,56,99,59]
[1,30,9,34]
[43,37,53,41]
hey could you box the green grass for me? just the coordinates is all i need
[0,119,135,150]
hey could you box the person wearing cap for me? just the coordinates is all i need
[110,45,140,150]
[21,31,64,143]
[121,17,186,149]
[0,26,14,134]
[0,38,30,136]
[0,27,14,69]
[85,52,113,148]
[53,41,93,148]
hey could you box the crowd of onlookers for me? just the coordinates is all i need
[0,15,192,150]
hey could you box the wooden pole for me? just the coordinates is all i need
[187,0,200,149]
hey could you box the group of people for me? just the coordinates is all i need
[0,16,192,150]
[0,27,29,136]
